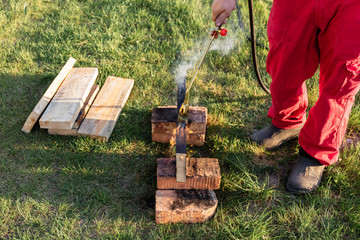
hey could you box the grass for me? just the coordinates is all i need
[0,0,359,239]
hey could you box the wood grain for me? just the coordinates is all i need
[48,84,100,136]
[155,189,218,224]
[39,68,98,130]
[77,76,134,142]
[157,158,221,190]
[21,57,76,133]
[152,133,205,146]
[151,106,207,146]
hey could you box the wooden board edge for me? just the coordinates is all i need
[156,158,221,189]
[155,190,218,224]
[73,84,100,129]
[48,128,78,136]
[21,112,40,133]
[151,106,207,123]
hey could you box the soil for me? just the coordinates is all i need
[340,133,360,150]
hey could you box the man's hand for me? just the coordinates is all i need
[211,0,236,27]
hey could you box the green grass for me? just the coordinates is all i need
[0,0,359,239]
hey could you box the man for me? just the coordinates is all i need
[212,0,360,193]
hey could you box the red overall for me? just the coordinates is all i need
[266,0,360,165]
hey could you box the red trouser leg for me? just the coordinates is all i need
[267,0,360,165]
[266,0,320,129]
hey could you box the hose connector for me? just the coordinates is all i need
[210,26,227,39]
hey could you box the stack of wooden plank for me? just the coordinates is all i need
[152,105,221,224]
[155,157,221,224]
[151,106,207,146]
[22,57,134,142]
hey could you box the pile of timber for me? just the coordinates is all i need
[22,57,134,142]
[152,106,221,224]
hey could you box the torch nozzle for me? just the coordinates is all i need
[177,25,228,126]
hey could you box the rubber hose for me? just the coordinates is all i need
[236,0,271,95]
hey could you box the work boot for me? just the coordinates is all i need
[286,148,325,193]
[250,123,302,150]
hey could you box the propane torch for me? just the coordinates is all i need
[176,26,227,182]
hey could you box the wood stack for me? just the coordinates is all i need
[152,106,221,224]
[151,106,207,146]
[22,57,134,142]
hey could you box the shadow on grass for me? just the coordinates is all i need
[0,149,158,222]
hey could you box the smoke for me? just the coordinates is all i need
[209,33,238,55]
[173,50,202,90]
[173,24,240,92]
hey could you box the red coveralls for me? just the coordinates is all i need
[266,0,360,165]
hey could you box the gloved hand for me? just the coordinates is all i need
[211,0,236,26]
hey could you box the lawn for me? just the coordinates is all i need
[0,0,359,239]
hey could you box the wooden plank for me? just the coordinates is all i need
[39,68,98,130]
[21,57,76,133]
[77,76,134,142]
[155,190,218,224]
[151,106,207,146]
[73,84,99,129]
[48,85,100,136]
[157,158,221,190]
[152,133,205,146]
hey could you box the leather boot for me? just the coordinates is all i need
[286,148,325,193]
[250,123,303,150]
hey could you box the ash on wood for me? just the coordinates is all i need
[155,189,218,224]
[157,158,220,190]
[151,106,207,146]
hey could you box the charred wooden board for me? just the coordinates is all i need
[151,106,207,146]
[157,158,221,190]
[155,189,218,224]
